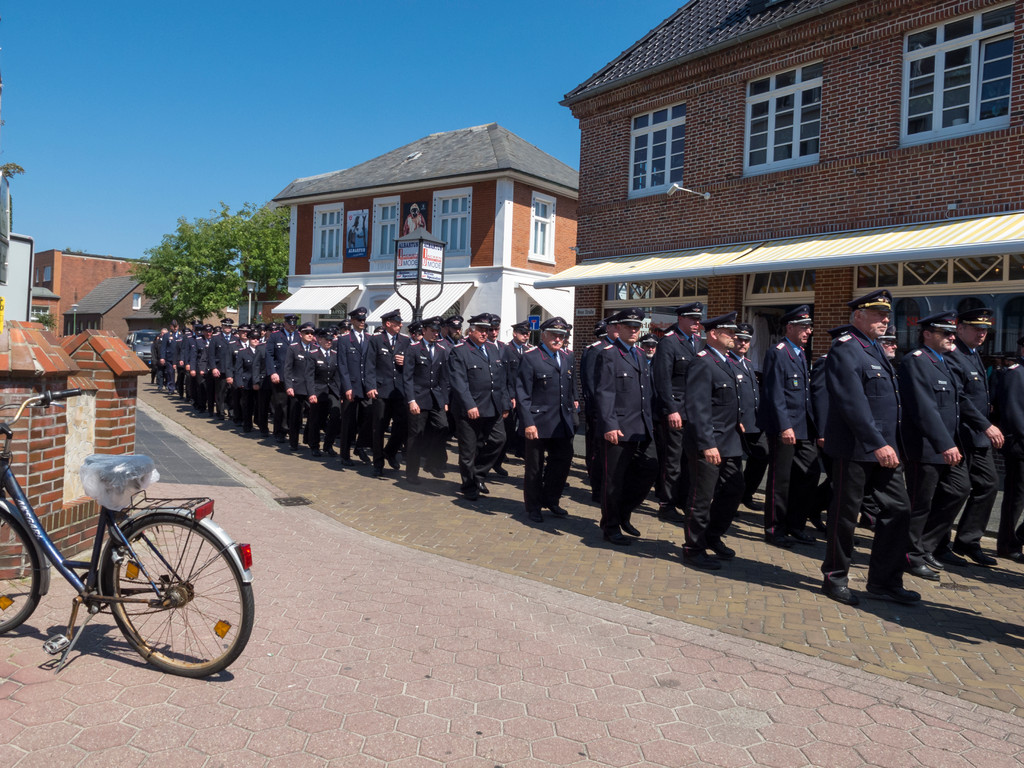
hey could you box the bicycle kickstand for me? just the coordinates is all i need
[43,596,102,673]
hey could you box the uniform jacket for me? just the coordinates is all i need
[263,328,298,379]
[403,340,450,411]
[992,360,1024,443]
[652,327,699,420]
[502,342,531,395]
[684,347,743,457]
[158,330,182,363]
[728,352,760,434]
[579,339,605,404]
[283,342,316,397]
[190,336,211,374]
[233,345,261,389]
[336,330,369,399]
[310,346,343,399]
[209,333,232,374]
[516,346,577,438]
[447,340,509,418]
[593,339,654,443]
[809,353,829,438]
[899,346,962,463]
[823,328,901,462]
[947,338,995,449]
[182,335,197,368]
[365,332,411,400]
[758,339,814,438]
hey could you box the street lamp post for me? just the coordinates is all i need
[71,303,79,335]
[246,280,258,324]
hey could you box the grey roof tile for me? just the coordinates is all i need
[273,123,578,202]
[564,0,846,104]
[71,275,141,315]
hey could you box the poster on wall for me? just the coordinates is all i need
[401,202,428,236]
[346,210,368,258]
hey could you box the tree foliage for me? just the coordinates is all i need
[0,163,25,178]
[132,203,289,323]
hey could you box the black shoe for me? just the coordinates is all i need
[934,550,968,567]
[621,522,641,537]
[477,480,490,495]
[260,430,270,437]
[822,583,859,606]
[463,487,480,501]
[406,475,422,485]
[657,505,685,524]
[998,550,1024,563]
[429,468,445,479]
[683,551,722,571]
[810,515,827,533]
[708,541,735,560]
[386,454,400,470]
[340,457,355,467]
[765,534,794,549]
[547,504,569,518]
[787,529,815,544]
[373,466,384,478]
[743,497,764,512]
[905,564,940,581]
[492,466,509,477]
[527,509,543,523]
[275,434,288,443]
[603,532,633,546]
[355,448,371,464]
[922,554,945,571]
[311,449,322,457]
[324,447,336,457]
[952,543,997,566]
[866,584,921,604]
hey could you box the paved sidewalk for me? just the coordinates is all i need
[3,413,1024,765]
[137,385,1024,719]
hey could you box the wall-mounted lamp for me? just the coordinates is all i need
[667,183,711,201]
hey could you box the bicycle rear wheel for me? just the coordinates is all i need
[101,513,253,677]
[0,509,41,634]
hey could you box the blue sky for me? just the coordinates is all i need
[2,1,680,259]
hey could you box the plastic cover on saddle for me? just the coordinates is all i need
[80,455,160,510]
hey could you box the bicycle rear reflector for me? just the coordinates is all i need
[0,596,12,611]
[214,620,231,639]
[238,543,252,570]
[195,500,214,521]
[126,563,140,580]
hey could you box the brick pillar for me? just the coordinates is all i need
[572,283,605,351]
[707,275,745,317]
[812,267,857,356]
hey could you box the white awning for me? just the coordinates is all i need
[274,285,359,313]
[518,283,573,318]
[366,282,475,324]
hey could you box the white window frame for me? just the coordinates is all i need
[370,195,400,272]
[432,187,472,263]
[43,265,52,282]
[744,62,822,175]
[529,192,556,264]
[132,293,142,310]
[629,103,686,197]
[901,5,1014,146]
[312,202,344,261]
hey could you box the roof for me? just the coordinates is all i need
[61,330,150,377]
[69,275,141,315]
[31,286,60,300]
[564,0,849,105]
[0,321,79,376]
[273,123,578,202]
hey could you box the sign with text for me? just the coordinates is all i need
[395,240,421,282]
[421,242,444,282]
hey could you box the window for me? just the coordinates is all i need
[856,253,1024,290]
[433,188,471,256]
[30,306,49,322]
[903,5,1014,144]
[745,62,822,173]
[630,104,686,196]
[43,265,52,282]
[312,203,344,260]
[529,193,556,262]
[132,293,142,310]
[372,197,399,259]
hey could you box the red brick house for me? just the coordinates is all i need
[540,0,1024,364]
[271,123,578,335]
[61,275,157,338]
[32,250,136,330]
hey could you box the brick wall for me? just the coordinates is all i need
[811,267,857,356]
[510,185,579,273]
[35,251,136,327]
[707,276,745,317]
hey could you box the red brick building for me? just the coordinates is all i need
[272,123,578,334]
[32,250,136,330]
[540,0,1024,365]
[61,275,157,338]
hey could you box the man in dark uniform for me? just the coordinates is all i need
[494,319,532,476]
[233,330,262,433]
[308,328,346,456]
[729,323,770,515]
[403,316,450,484]
[759,305,820,547]
[447,314,509,500]
[945,308,1004,565]
[580,319,610,502]
[192,324,215,414]
[995,336,1024,562]
[263,314,299,441]
[682,312,744,570]
[365,309,411,476]
[209,318,235,420]
[158,320,182,395]
[593,308,659,545]
[182,322,201,403]
[820,289,919,606]
[516,317,578,523]
[439,315,463,349]
[900,310,972,582]
[809,325,854,531]
[408,320,423,343]
[283,322,318,451]
[652,303,703,524]
[337,307,372,465]
[253,324,272,436]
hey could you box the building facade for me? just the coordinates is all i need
[32,249,137,330]
[542,0,1024,366]
[272,123,578,335]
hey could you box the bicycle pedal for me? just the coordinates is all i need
[43,634,71,655]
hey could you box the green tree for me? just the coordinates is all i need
[132,203,289,323]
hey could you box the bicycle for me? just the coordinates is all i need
[0,388,254,677]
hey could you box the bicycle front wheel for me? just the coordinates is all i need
[101,513,253,677]
[0,508,41,634]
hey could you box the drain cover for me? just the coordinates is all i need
[275,496,311,507]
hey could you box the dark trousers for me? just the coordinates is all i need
[214,375,229,417]
[340,398,372,457]
[523,432,574,514]
[905,460,970,567]
[600,439,657,536]
[494,409,522,469]
[683,451,743,554]
[584,405,604,497]
[454,413,505,491]
[270,380,288,437]
[176,366,186,397]
[951,446,998,551]
[371,396,408,470]
[163,361,175,390]
[654,420,688,509]
[821,459,910,591]
[742,431,770,502]
[256,379,271,434]
[309,393,341,452]
[287,394,309,449]
[764,436,820,537]
[997,438,1024,555]
[406,407,448,478]
[238,387,256,432]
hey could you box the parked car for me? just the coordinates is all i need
[125,329,159,368]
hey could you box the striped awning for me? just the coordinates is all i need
[366,282,475,324]
[274,285,359,313]
[534,211,1024,287]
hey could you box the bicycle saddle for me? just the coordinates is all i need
[80,455,160,510]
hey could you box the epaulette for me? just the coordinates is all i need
[698,350,708,357]
[912,349,923,356]
[603,345,614,350]
[776,342,785,350]
[455,341,466,347]
[837,334,852,343]
[588,340,602,348]
[665,331,675,337]
[1010,363,1019,370]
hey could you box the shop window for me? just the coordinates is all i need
[894,297,921,351]
[1009,253,1024,281]
[749,270,815,294]
[953,254,1002,282]
[1002,297,1024,354]
[902,259,947,285]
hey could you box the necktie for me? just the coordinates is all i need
[481,344,488,361]
[427,343,434,361]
